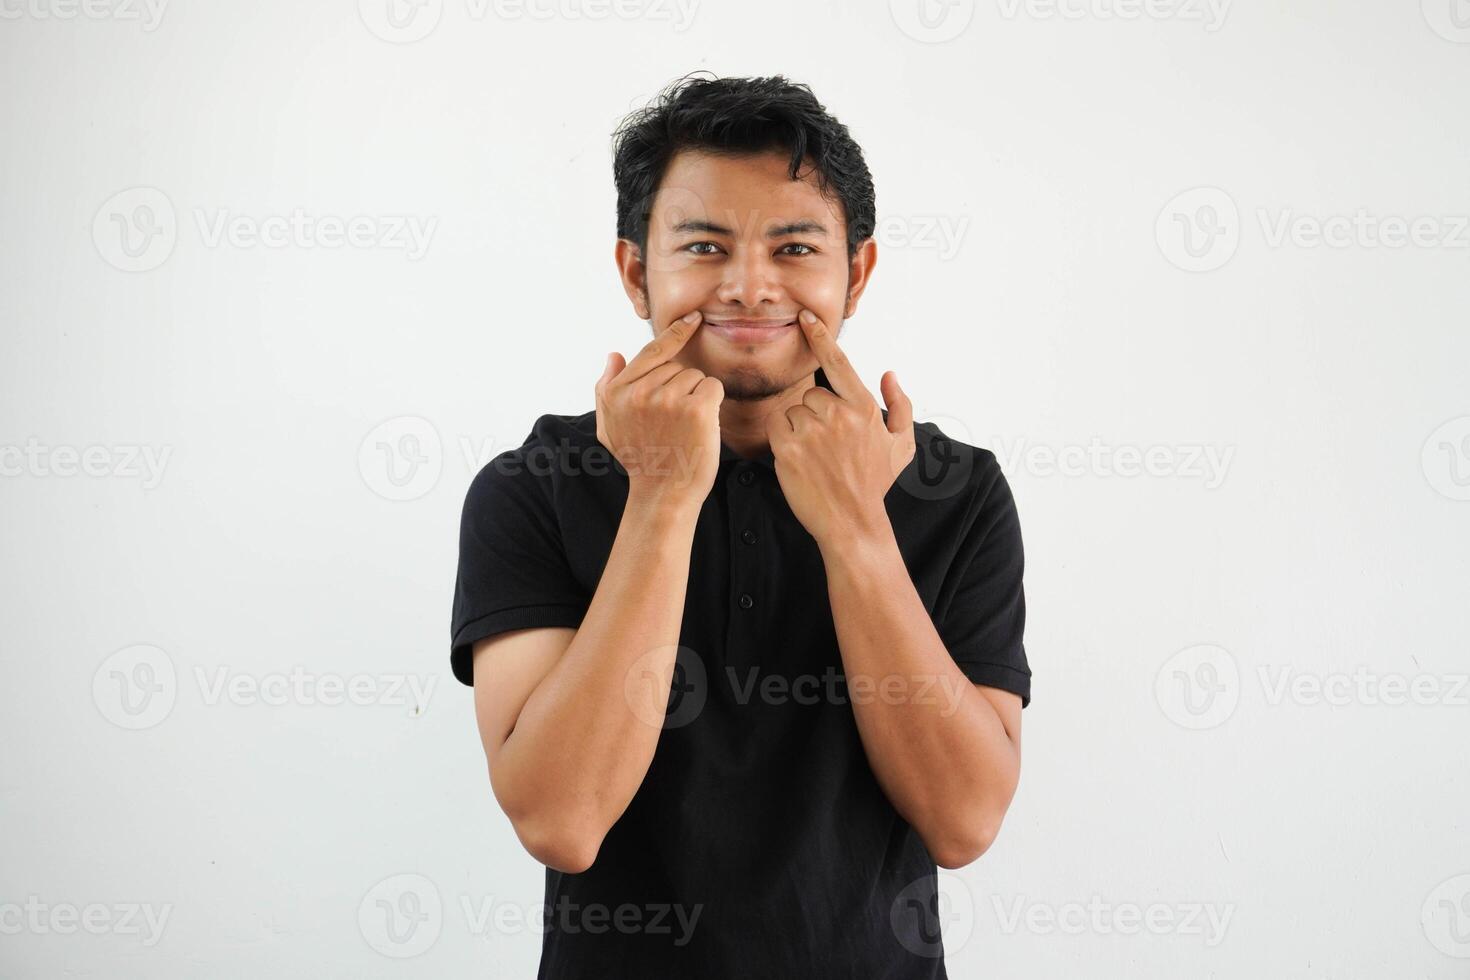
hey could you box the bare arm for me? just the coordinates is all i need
[473,493,699,874]
[820,525,1022,870]
[763,307,1023,869]
[470,310,721,874]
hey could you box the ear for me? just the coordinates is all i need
[841,237,878,318]
[614,238,651,320]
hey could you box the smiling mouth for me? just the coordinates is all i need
[704,318,799,345]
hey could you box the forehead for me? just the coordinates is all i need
[651,148,845,237]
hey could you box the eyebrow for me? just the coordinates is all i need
[671,218,830,238]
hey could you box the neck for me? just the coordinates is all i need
[718,372,819,460]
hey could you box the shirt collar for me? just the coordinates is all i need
[719,368,835,470]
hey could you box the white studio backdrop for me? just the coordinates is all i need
[2,1,1467,977]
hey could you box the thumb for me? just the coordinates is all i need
[597,352,625,391]
[880,370,913,435]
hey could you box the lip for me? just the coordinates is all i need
[703,318,799,345]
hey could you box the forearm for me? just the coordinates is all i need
[819,523,1020,868]
[493,491,699,860]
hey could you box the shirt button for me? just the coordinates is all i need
[738,593,754,610]
[740,528,757,545]
[737,469,755,486]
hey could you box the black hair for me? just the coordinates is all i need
[612,73,877,262]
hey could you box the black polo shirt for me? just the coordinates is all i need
[450,368,1030,979]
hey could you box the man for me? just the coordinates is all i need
[450,74,1031,978]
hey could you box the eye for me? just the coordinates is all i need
[684,241,722,255]
[781,243,817,256]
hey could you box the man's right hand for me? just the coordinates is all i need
[595,310,724,512]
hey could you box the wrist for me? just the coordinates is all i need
[816,512,898,563]
[623,485,704,532]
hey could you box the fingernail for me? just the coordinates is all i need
[799,310,816,324]
[683,311,701,323]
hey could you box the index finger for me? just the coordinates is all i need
[796,309,866,402]
[616,311,703,385]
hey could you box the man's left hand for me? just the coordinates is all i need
[764,308,916,547]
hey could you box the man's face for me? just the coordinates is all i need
[618,149,875,401]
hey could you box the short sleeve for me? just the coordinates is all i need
[449,441,591,687]
[937,452,1031,708]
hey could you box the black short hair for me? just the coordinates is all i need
[612,73,877,262]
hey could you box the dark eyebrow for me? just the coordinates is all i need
[768,219,829,238]
[671,218,830,238]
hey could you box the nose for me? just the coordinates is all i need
[715,246,784,309]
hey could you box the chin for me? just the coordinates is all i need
[711,364,801,402]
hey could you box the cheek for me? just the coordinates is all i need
[649,269,715,322]
[792,272,850,323]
